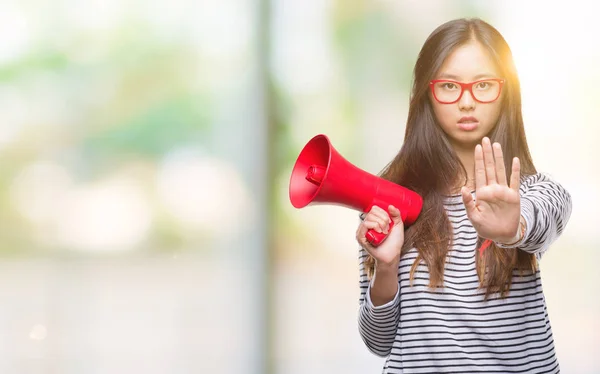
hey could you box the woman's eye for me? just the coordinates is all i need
[476,82,490,89]
[442,83,457,90]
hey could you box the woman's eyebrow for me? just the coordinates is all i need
[437,72,497,80]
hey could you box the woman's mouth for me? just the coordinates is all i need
[458,116,479,131]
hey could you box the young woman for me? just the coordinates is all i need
[356,18,572,373]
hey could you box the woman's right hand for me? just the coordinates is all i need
[356,205,405,266]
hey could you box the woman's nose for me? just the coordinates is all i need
[458,89,475,110]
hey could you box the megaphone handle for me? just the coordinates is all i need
[365,225,391,246]
[364,200,397,246]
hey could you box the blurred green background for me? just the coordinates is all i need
[0,0,598,373]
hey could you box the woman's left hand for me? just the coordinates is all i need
[461,137,521,243]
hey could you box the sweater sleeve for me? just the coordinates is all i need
[357,246,401,357]
[496,172,573,258]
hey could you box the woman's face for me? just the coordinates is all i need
[430,41,503,152]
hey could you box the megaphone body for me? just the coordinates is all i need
[289,134,423,246]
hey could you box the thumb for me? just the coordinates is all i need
[388,205,403,227]
[461,186,476,215]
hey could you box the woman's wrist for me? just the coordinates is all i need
[370,261,400,306]
[374,257,400,272]
[497,215,526,246]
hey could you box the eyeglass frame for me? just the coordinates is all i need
[429,78,505,104]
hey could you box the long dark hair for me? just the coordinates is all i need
[365,18,537,299]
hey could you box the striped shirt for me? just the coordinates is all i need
[358,173,573,373]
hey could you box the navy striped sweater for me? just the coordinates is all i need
[358,173,573,373]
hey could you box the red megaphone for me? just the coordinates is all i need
[289,134,423,246]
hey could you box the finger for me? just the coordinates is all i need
[370,205,391,223]
[356,222,381,248]
[363,218,387,234]
[461,186,477,215]
[369,206,392,233]
[355,227,374,252]
[482,137,497,184]
[387,205,403,226]
[356,219,368,236]
[356,221,375,248]
[509,157,521,192]
[474,144,486,189]
[493,142,507,185]
[360,221,387,249]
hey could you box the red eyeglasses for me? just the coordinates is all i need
[429,78,505,104]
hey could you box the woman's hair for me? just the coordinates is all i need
[364,18,537,299]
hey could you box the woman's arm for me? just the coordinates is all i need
[357,246,401,357]
[497,173,573,257]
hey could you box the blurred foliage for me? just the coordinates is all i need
[333,4,417,98]
[0,12,216,256]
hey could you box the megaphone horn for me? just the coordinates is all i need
[289,134,423,246]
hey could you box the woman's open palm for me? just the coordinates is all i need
[461,137,521,243]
